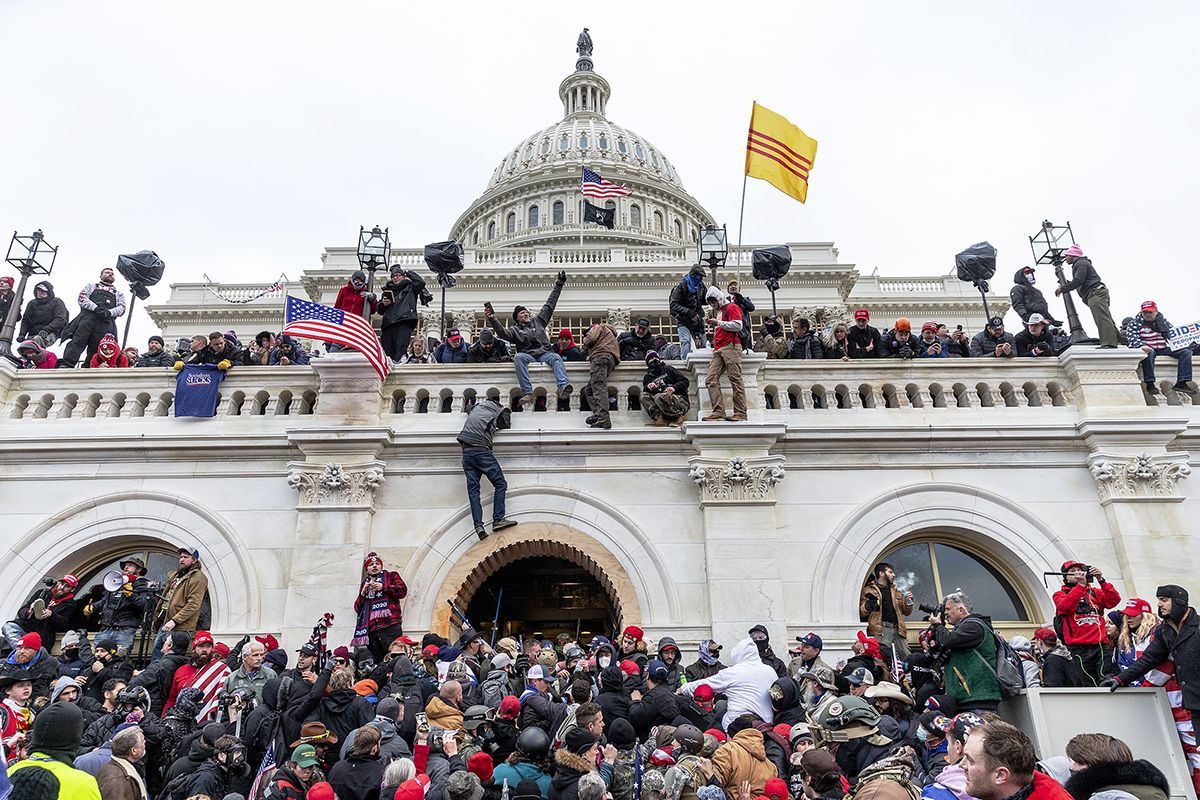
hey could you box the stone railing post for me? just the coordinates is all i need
[1059,348,1148,411]
[310,351,385,423]
[686,351,767,422]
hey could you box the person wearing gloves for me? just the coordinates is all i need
[174,332,238,372]
[881,318,918,359]
[377,265,431,362]
[1055,243,1119,348]
[88,333,130,369]
[486,270,572,408]
[669,265,708,358]
[17,280,69,346]
[1015,314,1056,357]
[59,267,127,368]
[1009,267,1062,326]
[702,286,747,422]
[1107,586,1200,712]
[678,638,776,728]
[15,339,57,369]
[916,321,949,358]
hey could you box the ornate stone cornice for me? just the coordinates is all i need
[688,456,786,506]
[287,461,385,509]
[1088,452,1191,503]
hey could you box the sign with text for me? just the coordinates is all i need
[174,364,225,417]
[1168,319,1200,351]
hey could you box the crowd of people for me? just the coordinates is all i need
[1,548,1196,800]
[4,245,1195,401]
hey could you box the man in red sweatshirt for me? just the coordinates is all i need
[334,271,377,319]
[1052,560,1120,687]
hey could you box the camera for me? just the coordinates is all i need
[918,602,944,621]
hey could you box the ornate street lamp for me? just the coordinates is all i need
[357,225,389,320]
[698,224,728,286]
[1,229,58,359]
[1028,219,1091,345]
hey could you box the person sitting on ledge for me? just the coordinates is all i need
[485,270,572,409]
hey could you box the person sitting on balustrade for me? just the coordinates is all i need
[432,329,471,364]
[485,270,572,408]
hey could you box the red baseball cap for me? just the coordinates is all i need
[192,630,214,646]
[705,728,727,742]
[854,308,870,320]
[214,642,231,657]
[693,684,714,702]
[1061,561,1087,573]
[497,695,521,720]
[619,659,640,677]
[1141,301,1157,312]
[1122,598,1152,617]
[256,634,279,651]
[1033,627,1057,643]
[421,644,440,659]
[622,625,644,641]
[764,778,789,800]
[393,635,418,646]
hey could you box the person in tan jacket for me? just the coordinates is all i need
[708,722,777,798]
[858,562,914,659]
[159,547,208,635]
[97,726,149,800]
[582,323,620,430]
[424,680,465,731]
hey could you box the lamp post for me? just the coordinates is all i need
[1028,219,1092,345]
[698,224,728,287]
[357,225,389,321]
[1,230,58,360]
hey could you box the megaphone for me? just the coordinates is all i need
[102,570,128,592]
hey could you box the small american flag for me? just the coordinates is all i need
[282,295,390,380]
[582,166,631,198]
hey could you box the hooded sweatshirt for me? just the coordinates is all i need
[89,334,130,368]
[679,638,777,728]
[554,329,585,361]
[16,339,57,369]
[18,281,70,341]
[1009,269,1058,324]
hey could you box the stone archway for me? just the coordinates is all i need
[431,523,642,638]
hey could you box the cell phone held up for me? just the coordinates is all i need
[416,712,429,734]
[484,301,494,316]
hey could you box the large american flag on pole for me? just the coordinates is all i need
[582,167,631,198]
[281,295,390,380]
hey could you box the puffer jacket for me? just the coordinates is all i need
[488,279,564,356]
[268,336,311,365]
[711,728,776,799]
[969,329,1016,358]
[17,281,70,342]
[1010,269,1059,324]
[379,271,429,327]
[134,347,176,368]
[787,331,825,360]
[457,400,512,450]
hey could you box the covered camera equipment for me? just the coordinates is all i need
[424,240,466,340]
[751,245,792,315]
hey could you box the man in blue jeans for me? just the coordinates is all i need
[457,398,518,540]
[486,270,572,408]
[1127,300,1196,396]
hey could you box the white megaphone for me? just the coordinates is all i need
[102,570,128,592]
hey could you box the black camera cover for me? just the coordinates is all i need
[116,251,166,300]
[955,242,997,283]
[751,246,792,281]
[424,241,465,275]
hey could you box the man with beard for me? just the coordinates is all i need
[164,631,217,711]
[3,574,80,656]
[89,555,152,656]
[60,267,127,368]
[859,562,914,660]
[1108,586,1200,715]
[82,649,133,706]
[748,625,787,678]
[642,351,690,427]
[960,721,1071,800]
[152,548,209,660]
[352,553,410,662]
[17,280,69,346]
[134,335,175,368]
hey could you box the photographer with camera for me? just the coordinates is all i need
[163,733,249,800]
[927,591,1001,712]
[1052,561,1120,687]
[127,632,189,716]
[859,563,914,660]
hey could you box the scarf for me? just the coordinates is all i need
[2,698,34,737]
[684,273,703,293]
[697,640,718,667]
[352,574,392,646]
[115,755,148,800]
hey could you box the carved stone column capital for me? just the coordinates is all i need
[287,461,386,510]
[606,308,631,332]
[687,455,786,506]
[1088,452,1191,504]
[451,308,478,339]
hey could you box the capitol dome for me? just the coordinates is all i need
[449,41,714,249]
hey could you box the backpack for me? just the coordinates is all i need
[481,672,508,711]
[159,768,197,800]
[972,628,1026,699]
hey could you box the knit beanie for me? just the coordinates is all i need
[513,305,529,321]
[564,726,599,755]
[30,701,84,761]
[169,631,191,655]
[9,765,61,800]
[607,718,636,749]
[467,752,494,783]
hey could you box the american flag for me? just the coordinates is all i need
[281,295,390,380]
[248,741,277,800]
[582,167,631,198]
[187,658,233,723]
[632,740,643,800]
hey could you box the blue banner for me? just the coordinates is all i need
[174,364,226,417]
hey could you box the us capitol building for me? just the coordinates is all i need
[1,36,1196,660]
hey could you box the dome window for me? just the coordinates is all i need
[674,219,683,238]
[599,134,609,150]
[651,151,660,167]
[653,210,664,231]
[528,205,539,228]
[553,201,565,225]
[559,135,569,151]
[472,229,479,245]
[505,212,517,234]
[635,143,645,160]
[617,138,627,154]
[541,139,550,155]
[630,204,642,227]
[579,133,589,149]
[487,221,496,241]
[524,144,534,160]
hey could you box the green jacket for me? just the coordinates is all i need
[934,615,1000,705]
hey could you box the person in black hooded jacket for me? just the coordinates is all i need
[748,625,788,677]
[163,723,226,786]
[377,266,430,362]
[627,660,679,740]
[1009,267,1062,325]
[17,281,70,345]
[768,676,806,725]
[595,665,631,736]
[654,637,684,689]
[295,666,374,765]
[126,631,189,715]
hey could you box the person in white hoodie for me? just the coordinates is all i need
[677,638,776,728]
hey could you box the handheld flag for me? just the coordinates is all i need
[583,200,615,229]
[582,167,631,198]
[282,295,390,380]
[745,102,818,204]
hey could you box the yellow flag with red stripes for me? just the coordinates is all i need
[744,102,818,204]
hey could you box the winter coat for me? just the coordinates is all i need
[787,331,825,360]
[89,345,130,368]
[492,759,552,799]
[669,275,707,333]
[264,765,310,800]
[915,335,950,358]
[336,281,378,318]
[96,757,146,800]
[1126,312,1174,351]
[881,331,918,359]
[379,271,428,327]
[18,281,70,341]
[1015,327,1057,357]
[11,586,78,655]
[969,329,1016,358]
[1053,581,1121,647]
[1118,608,1200,710]
[83,657,133,703]
[340,717,412,763]
[269,338,311,365]
[184,760,231,800]
[425,695,465,731]
[309,689,376,760]
[628,682,679,740]
[518,687,567,734]
[481,666,513,710]
[76,281,127,318]
[163,736,215,786]
[860,581,915,637]
[1010,269,1059,324]
[680,638,776,728]
[554,335,586,362]
[127,652,187,714]
[643,363,689,397]
[584,323,620,364]
[847,324,882,358]
[95,581,151,630]
[1041,649,1076,688]
[549,747,614,800]
[1060,257,1104,302]
[5,647,62,700]
[457,401,512,450]
[133,348,175,367]
[1064,759,1170,800]
[931,614,1000,706]
[329,751,386,800]
[353,569,408,632]
[488,280,564,356]
[654,637,684,688]
[711,728,776,799]
[433,339,471,364]
[618,329,654,362]
[754,331,789,359]
[852,751,918,800]
[683,659,724,683]
[467,339,512,363]
[224,664,277,703]
[596,666,631,733]
[162,565,209,631]
[9,754,102,800]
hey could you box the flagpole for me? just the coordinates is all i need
[580,160,586,247]
[734,174,748,282]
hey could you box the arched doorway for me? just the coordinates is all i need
[463,555,618,643]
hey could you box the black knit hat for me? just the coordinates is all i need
[30,700,84,755]
[513,305,529,320]
[607,718,636,749]
[9,764,61,799]
[564,726,599,754]
[169,631,191,655]
[149,335,165,346]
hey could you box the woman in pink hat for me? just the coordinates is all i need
[1055,244,1119,348]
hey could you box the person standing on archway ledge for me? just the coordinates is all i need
[457,398,519,541]
[151,548,208,663]
[352,553,409,663]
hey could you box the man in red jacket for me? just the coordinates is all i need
[335,271,378,319]
[352,553,408,662]
[1052,560,1120,687]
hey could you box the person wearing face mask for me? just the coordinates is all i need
[685,640,725,683]
[1010,267,1062,326]
[17,280,69,346]
[753,316,788,359]
[913,710,950,785]
[172,734,250,799]
[642,351,690,427]
[335,270,378,321]
[60,267,127,368]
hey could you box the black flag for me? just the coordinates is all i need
[583,200,615,229]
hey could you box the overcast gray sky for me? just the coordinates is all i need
[2,1,1197,344]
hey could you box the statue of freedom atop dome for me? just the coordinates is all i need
[576,28,593,58]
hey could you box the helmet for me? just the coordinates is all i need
[516,726,551,760]
[893,318,911,333]
[672,724,704,755]
[463,704,493,730]
[808,695,880,744]
[564,645,584,660]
